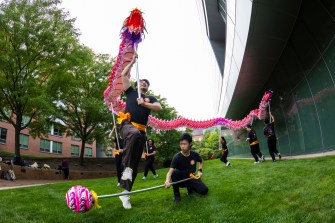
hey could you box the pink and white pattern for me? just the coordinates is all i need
[65,185,94,213]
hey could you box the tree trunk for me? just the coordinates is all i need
[14,115,22,157]
[79,137,86,166]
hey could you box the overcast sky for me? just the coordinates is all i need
[60,0,217,120]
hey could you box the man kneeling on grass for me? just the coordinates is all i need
[164,133,208,202]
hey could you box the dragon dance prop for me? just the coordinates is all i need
[103,8,273,131]
[65,174,198,213]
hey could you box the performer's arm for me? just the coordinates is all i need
[108,125,116,138]
[121,52,137,91]
[137,100,163,112]
[164,168,174,188]
[270,112,275,123]
[146,150,156,156]
[197,160,204,178]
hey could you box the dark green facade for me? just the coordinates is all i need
[228,0,335,157]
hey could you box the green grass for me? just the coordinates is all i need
[0,156,334,223]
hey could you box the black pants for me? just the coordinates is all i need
[268,136,278,161]
[120,122,146,191]
[171,169,208,196]
[115,154,123,183]
[220,150,229,164]
[250,144,263,162]
[144,156,156,177]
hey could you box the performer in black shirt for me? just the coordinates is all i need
[165,133,208,202]
[264,112,281,162]
[220,136,231,167]
[142,139,158,180]
[246,125,265,163]
[118,52,163,209]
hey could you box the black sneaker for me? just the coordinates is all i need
[174,194,181,202]
[278,154,282,160]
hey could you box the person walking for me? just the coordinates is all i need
[142,139,158,180]
[220,136,231,167]
[246,125,265,164]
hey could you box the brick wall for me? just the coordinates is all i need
[0,121,97,157]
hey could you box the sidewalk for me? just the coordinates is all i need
[0,179,68,190]
[283,150,335,159]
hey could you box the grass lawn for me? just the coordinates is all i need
[0,156,334,223]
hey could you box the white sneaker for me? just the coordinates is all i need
[117,182,120,187]
[142,176,146,180]
[254,161,260,164]
[121,167,133,182]
[226,162,231,167]
[119,191,131,209]
[153,174,158,179]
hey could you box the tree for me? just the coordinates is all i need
[206,129,220,149]
[0,0,79,157]
[203,128,220,150]
[48,44,113,165]
[144,92,182,166]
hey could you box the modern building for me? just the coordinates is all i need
[197,0,335,156]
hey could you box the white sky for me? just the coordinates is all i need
[60,0,217,120]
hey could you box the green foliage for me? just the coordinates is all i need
[47,44,113,165]
[204,129,219,150]
[144,91,182,163]
[1,156,335,222]
[0,0,79,156]
[193,148,221,160]
[193,148,213,160]
[192,140,202,150]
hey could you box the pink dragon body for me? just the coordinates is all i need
[103,9,273,131]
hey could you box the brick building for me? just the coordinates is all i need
[0,120,98,158]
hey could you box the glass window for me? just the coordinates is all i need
[20,134,29,149]
[85,147,92,157]
[71,145,79,156]
[71,133,81,141]
[53,126,63,137]
[52,141,62,154]
[40,139,50,153]
[0,128,7,144]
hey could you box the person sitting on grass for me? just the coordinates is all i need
[164,133,208,202]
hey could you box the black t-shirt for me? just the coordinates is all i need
[264,122,275,138]
[248,130,258,144]
[125,87,158,125]
[146,145,156,158]
[221,141,227,150]
[147,145,156,155]
[170,151,202,176]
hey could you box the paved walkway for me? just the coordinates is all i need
[0,179,68,191]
